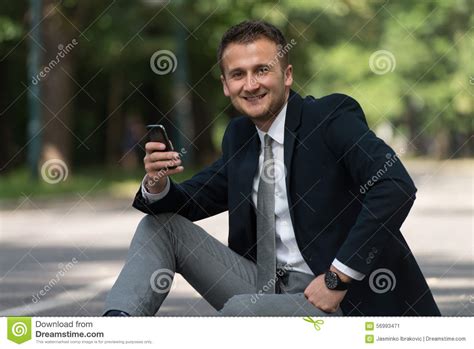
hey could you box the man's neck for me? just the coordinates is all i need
[254,115,277,133]
[253,92,289,133]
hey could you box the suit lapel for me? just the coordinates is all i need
[284,90,303,199]
[238,124,260,209]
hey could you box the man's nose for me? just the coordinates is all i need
[243,73,259,92]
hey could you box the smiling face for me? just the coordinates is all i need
[220,38,293,131]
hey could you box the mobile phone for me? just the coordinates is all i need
[146,124,177,169]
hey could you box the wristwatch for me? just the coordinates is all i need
[324,270,351,291]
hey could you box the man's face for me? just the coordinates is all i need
[220,38,293,123]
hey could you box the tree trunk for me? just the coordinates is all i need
[404,95,426,156]
[39,0,75,169]
[432,129,451,159]
[105,74,124,166]
[0,60,14,172]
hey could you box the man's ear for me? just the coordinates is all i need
[220,74,230,97]
[284,64,293,88]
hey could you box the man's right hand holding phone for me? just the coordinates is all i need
[143,142,184,194]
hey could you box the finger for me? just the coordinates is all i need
[150,166,184,177]
[149,151,181,162]
[145,142,166,153]
[145,159,181,171]
[166,165,184,174]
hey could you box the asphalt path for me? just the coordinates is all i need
[1,160,472,316]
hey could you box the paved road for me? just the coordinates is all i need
[0,160,472,316]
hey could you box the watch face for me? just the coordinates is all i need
[325,271,338,289]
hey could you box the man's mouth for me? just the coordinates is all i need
[242,93,267,102]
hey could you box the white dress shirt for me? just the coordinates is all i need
[141,103,365,280]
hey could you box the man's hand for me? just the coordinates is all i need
[143,142,184,194]
[303,266,351,313]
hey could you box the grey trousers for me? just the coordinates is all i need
[104,213,343,316]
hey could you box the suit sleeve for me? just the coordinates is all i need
[132,125,230,222]
[322,94,417,276]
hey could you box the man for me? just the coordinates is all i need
[104,20,440,316]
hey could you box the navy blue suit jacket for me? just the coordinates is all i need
[133,90,440,316]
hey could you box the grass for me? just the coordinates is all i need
[4,158,470,201]
[0,166,198,201]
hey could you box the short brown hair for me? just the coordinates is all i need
[217,20,289,73]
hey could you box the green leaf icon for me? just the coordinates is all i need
[7,317,32,344]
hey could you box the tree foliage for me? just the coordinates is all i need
[0,0,472,174]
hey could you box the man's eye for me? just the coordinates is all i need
[232,72,242,78]
[258,67,269,74]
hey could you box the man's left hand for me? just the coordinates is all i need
[303,268,349,313]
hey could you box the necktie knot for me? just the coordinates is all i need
[264,134,273,148]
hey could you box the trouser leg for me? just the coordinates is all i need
[104,213,257,315]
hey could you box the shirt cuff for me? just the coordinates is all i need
[332,259,365,281]
[141,176,170,203]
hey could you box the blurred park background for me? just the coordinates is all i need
[0,0,473,316]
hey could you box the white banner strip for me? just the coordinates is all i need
[0,317,472,348]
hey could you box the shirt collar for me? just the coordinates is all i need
[256,102,287,146]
